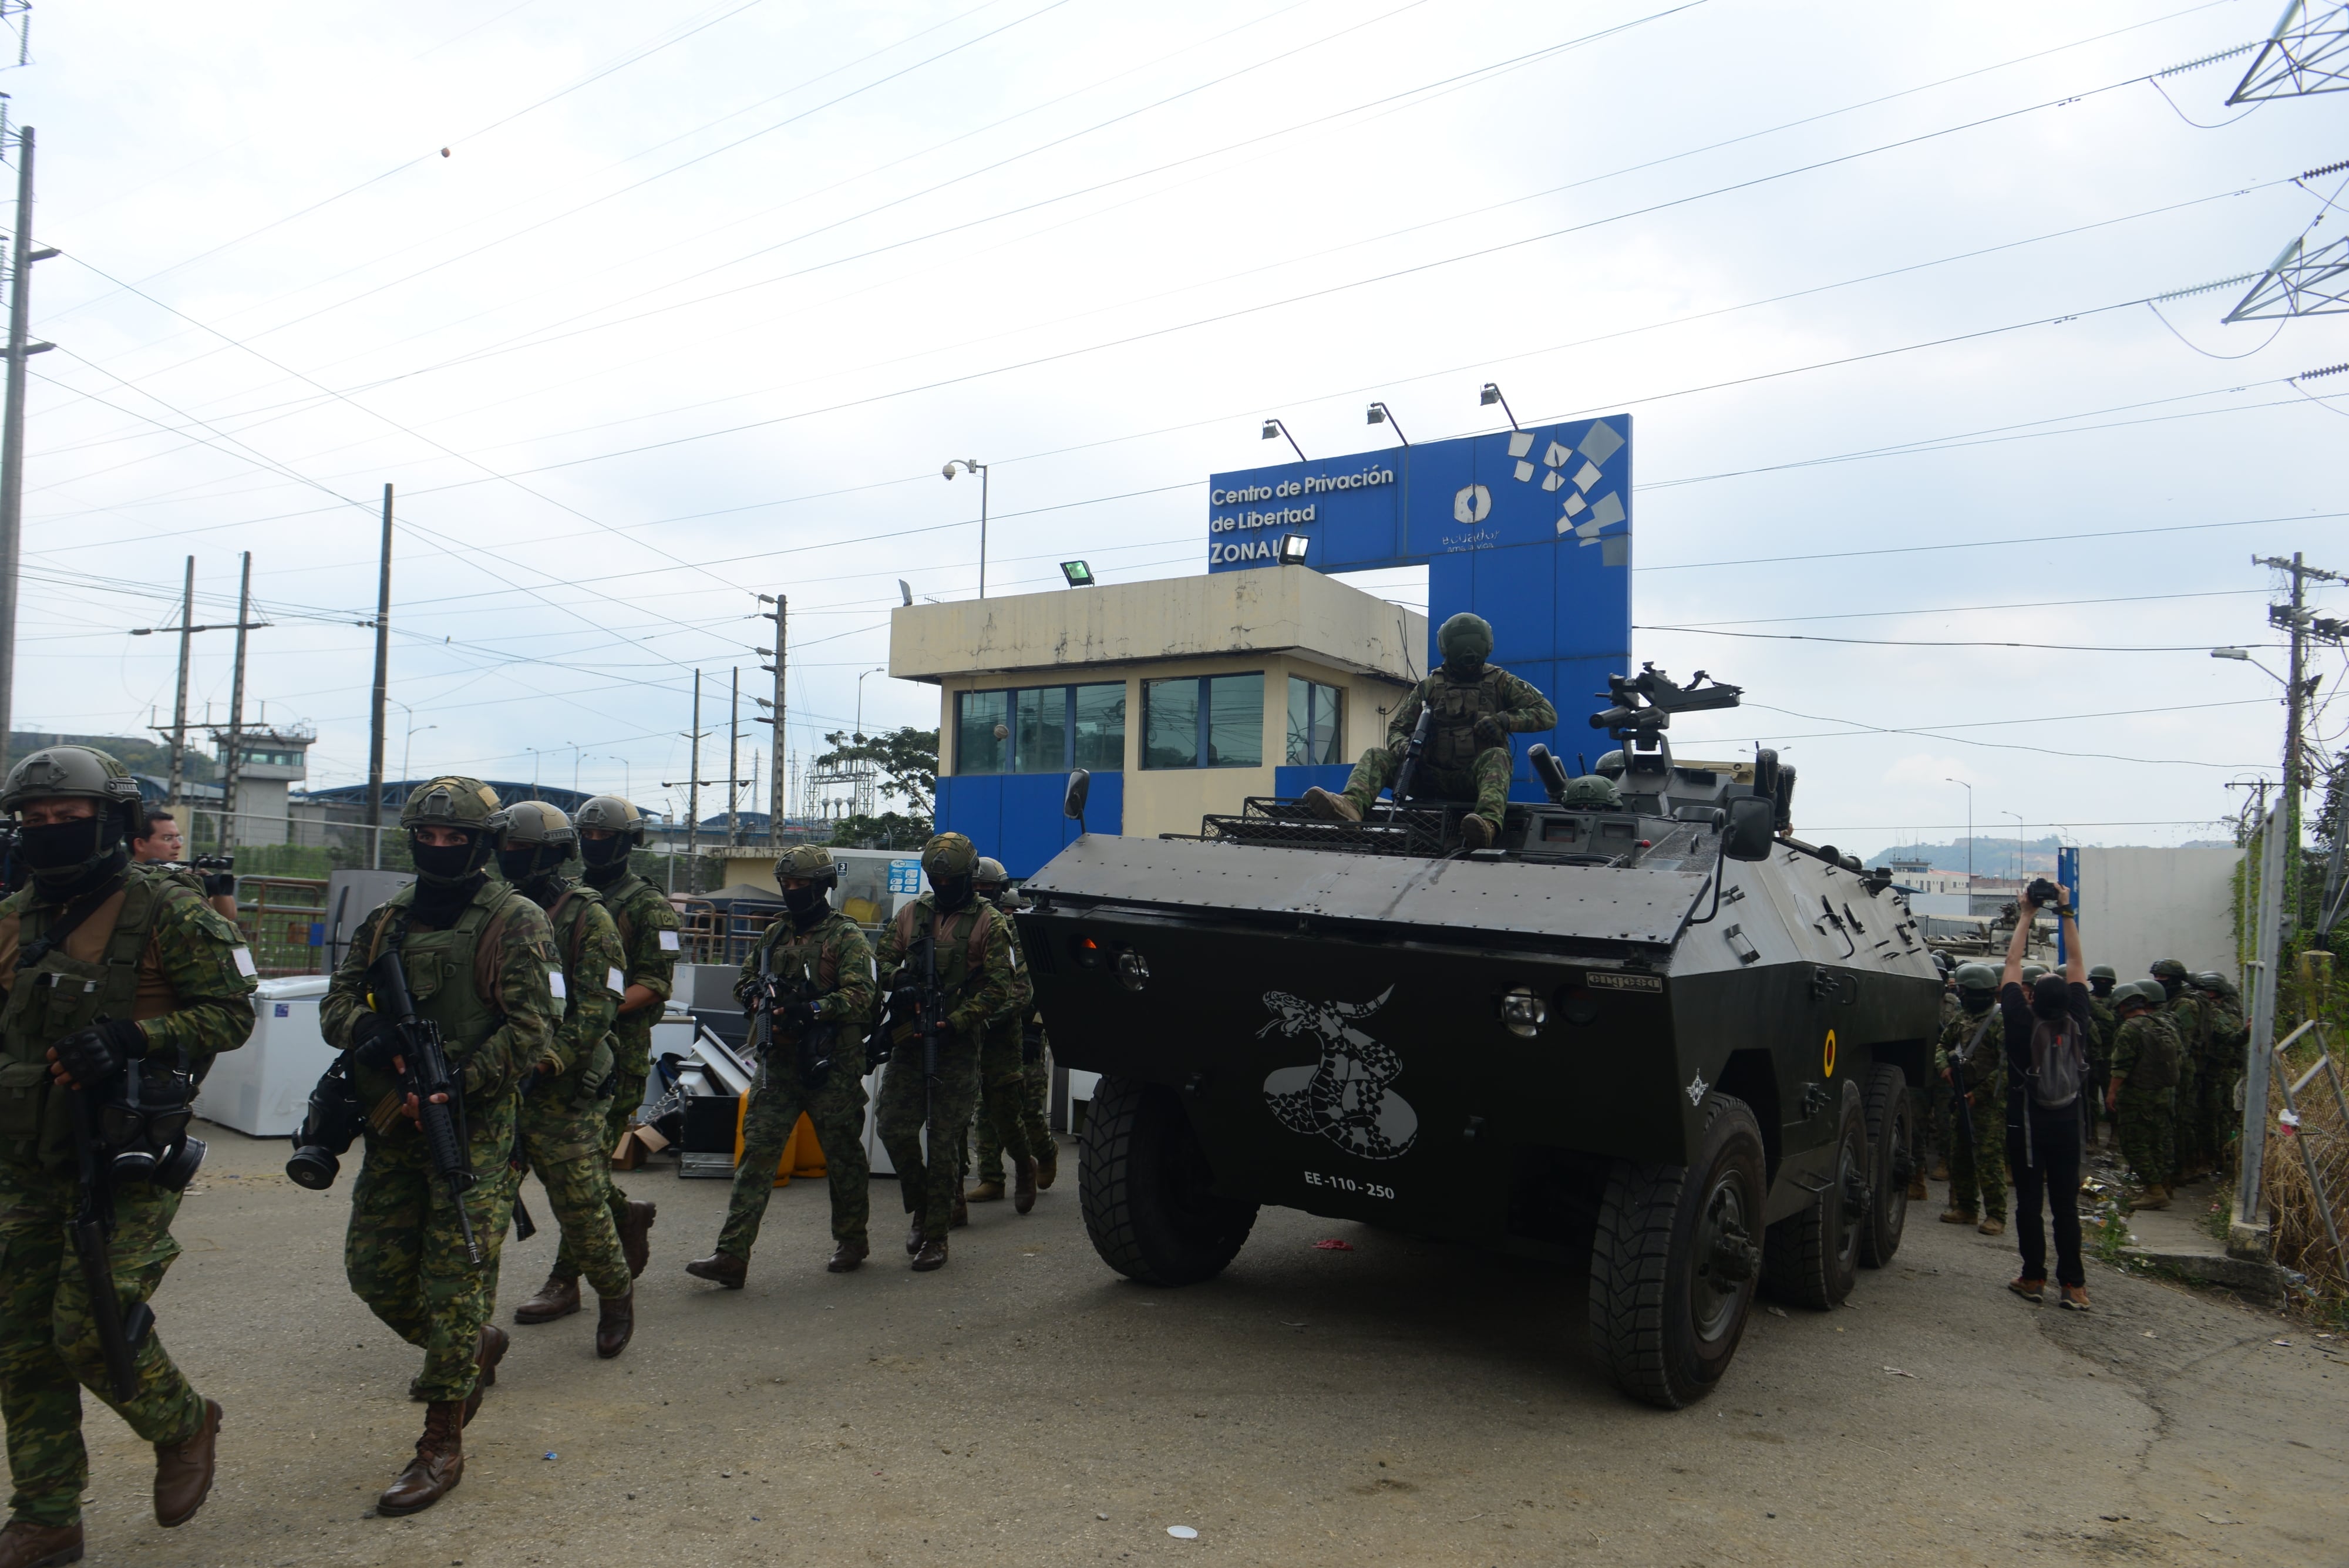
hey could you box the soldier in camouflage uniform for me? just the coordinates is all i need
[321,777,559,1516]
[686,846,877,1286]
[566,795,670,1286]
[2107,980,2181,1209]
[1936,962,2008,1234]
[0,747,253,1564]
[2151,960,2210,1181]
[1303,613,1558,850]
[964,857,1044,1212]
[874,833,1022,1271]
[2084,965,2119,1148]
[2191,971,2247,1176]
[493,803,636,1357]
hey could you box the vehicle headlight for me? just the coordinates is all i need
[1501,986,1546,1038]
[1116,950,1150,992]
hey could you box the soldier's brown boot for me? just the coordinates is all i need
[1929,1160,1950,1181]
[1300,786,1360,823]
[377,1401,465,1516]
[0,1517,82,1567]
[827,1240,869,1273]
[617,1199,657,1278]
[1460,812,1498,850]
[911,1235,948,1271]
[1977,1217,2006,1236]
[685,1251,748,1288]
[970,1179,1006,1203]
[153,1396,223,1527]
[1939,1207,1976,1226]
[595,1291,634,1359]
[2133,1185,2172,1212]
[1014,1156,1038,1215]
[1906,1177,1929,1202]
[1036,1140,1058,1189]
[462,1324,509,1427]
[514,1273,580,1324]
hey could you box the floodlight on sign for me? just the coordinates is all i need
[1479,382,1520,430]
[1277,534,1310,567]
[1061,560,1095,588]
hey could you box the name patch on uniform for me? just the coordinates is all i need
[548,970,568,1000]
[657,930,679,953]
[1586,971,1662,994]
[607,967,627,995]
[231,947,258,978]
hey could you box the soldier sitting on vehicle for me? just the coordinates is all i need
[1302,612,1557,850]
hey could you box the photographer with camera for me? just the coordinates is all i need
[1998,877,2093,1312]
[0,747,257,1564]
[129,809,237,924]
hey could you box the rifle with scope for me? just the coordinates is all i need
[1589,664,1743,738]
[365,948,483,1266]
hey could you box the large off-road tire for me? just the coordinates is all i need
[1587,1092,1767,1409]
[1762,1081,1866,1309]
[1077,1075,1258,1287]
[1857,1063,1913,1268]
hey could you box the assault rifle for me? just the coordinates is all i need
[749,943,838,1088]
[1385,705,1433,817]
[69,1088,150,1402]
[366,948,483,1266]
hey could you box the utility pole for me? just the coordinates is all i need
[756,593,786,837]
[725,666,740,852]
[221,551,252,850]
[169,556,193,805]
[0,125,55,776]
[367,484,392,869]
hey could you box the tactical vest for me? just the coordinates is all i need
[2126,1017,2180,1090]
[600,872,651,951]
[355,885,524,1112]
[0,870,174,1172]
[890,899,992,993]
[766,913,848,993]
[1423,669,1510,771]
[544,884,617,1102]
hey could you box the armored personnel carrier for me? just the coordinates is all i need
[1017,666,1941,1408]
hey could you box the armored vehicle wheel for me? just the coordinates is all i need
[1857,1064,1913,1269]
[1762,1081,1866,1309]
[1587,1092,1766,1409]
[1078,1075,1258,1287]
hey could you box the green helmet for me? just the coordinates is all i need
[1560,774,1621,811]
[1436,612,1493,663]
[921,832,978,882]
[974,856,1009,892]
[2020,964,2048,984]
[2149,958,2188,982]
[573,794,647,848]
[2193,970,2232,995]
[401,776,502,830]
[491,799,575,850]
[2116,980,2161,1010]
[0,745,143,817]
[774,844,839,890]
[1593,749,1626,779]
[1953,963,1998,992]
[2088,964,2116,982]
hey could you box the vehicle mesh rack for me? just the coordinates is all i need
[1183,796,1466,858]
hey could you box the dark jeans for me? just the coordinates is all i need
[2007,1103,2086,1288]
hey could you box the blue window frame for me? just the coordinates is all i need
[955,682,1126,775]
[1142,672,1264,769]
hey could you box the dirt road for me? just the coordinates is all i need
[67,1124,2345,1566]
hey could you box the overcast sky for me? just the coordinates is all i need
[8,0,2343,853]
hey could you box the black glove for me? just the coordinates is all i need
[780,997,818,1031]
[349,1011,396,1072]
[51,1019,144,1091]
[732,974,760,1008]
[201,871,236,899]
[1472,714,1508,748]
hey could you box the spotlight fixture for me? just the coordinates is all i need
[1480,382,1520,430]
[1365,402,1408,447]
[1260,416,1306,462]
[1277,534,1310,567]
[1061,560,1095,587]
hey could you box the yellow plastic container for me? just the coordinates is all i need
[731,1091,830,1187]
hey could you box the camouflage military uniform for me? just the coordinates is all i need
[1337,665,1557,827]
[322,882,557,1404]
[568,866,678,1274]
[966,913,1039,1187]
[2084,992,2118,1143]
[874,894,1021,1241]
[0,866,255,1528]
[2195,982,2247,1174]
[2162,991,2210,1176]
[718,908,876,1259]
[1936,1005,2007,1222]
[2111,1011,2180,1192]
[515,883,630,1301]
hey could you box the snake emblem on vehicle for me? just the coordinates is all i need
[1257,986,1418,1161]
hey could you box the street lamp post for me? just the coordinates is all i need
[942,459,989,597]
[1946,777,1973,894]
[401,722,435,789]
[2004,810,2025,883]
[856,666,886,738]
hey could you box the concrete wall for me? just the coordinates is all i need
[2076,846,2243,983]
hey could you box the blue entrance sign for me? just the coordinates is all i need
[1207,417,1633,798]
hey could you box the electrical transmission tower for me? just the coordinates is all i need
[2229,1,2348,102]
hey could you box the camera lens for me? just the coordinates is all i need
[285,1146,340,1190]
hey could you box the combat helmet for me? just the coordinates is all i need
[490,799,576,885]
[1952,962,1998,993]
[1593,749,1627,780]
[1436,612,1493,668]
[1560,774,1622,812]
[2149,958,2188,998]
[2193,970,2234,997]
[0,745,146,887]
[974,855,1009,894]
[2088,964,2116,981]
[773,844,839,890]
[400,775,502,884]
[921,832,980,909]
[574,794,647,868]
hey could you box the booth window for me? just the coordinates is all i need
[1143,672,1264,769]
[955,682,1126,774]
[1285,677,1344,766]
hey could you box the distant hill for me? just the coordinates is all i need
[8,731,217,782]
[1867,836,2062,878]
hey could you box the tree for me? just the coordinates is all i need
[825,812,930,850]
[814,726,937,822]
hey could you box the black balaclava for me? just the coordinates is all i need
[20,807,130,896]
[2089,977,2114,998]
[497,843,570,905]
[1442,651,1485,681]
[1960,987,1994,1017]
[783,882,829,928]
[409,828,490,924]
[580,834,631,873]
[932,872,974,913]
[2155,974,2183,1001]
[2031,974,2069,1021]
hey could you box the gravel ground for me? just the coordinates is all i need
[59,1122,2347,1566]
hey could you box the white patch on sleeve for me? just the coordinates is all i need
[231,947,258,978]
[657,930,679,952]
[607,966,627,995]
[548,969,567,1000]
